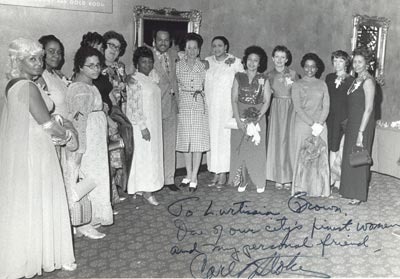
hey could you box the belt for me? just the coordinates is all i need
[181,90,206,114]
[273,95,291,99]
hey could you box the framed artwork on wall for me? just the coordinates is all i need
[351,14,390,85]
[133,6,202,51]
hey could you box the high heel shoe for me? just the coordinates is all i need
[189,182,197,192]
[179,178,191,187]
[256,186,265,193]
[348,199,362,205]
[208,174,219,187]
[238,183,247,192]
[76,225,106,239]
[283,183,292,190]
[62,262,77,271]
[144,194,159,206]
[216,173,227,188]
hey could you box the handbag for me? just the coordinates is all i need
[224,118,238,129]
[69,195,92,227]
[349,145,372,167]
[70,170,97,202]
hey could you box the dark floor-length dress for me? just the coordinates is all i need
[229,72,267,190]
[340,76,375,201]
[325,73,355,152]
[94,71,134,193]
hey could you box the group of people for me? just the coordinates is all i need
[0,26,376,278]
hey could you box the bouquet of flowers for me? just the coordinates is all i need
[242,107,261,146]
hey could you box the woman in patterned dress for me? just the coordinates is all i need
[291,53,330,197]
[265,45,298,190]
[340,47,376,205]
[229,46,271,193]
[92,31,133,209]
[66,46,113,239]
[325,50,354,187]
[176,33,209,192]
[125,46,163,205]
[204,36,244,187]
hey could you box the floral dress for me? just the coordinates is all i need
[94,62,134,196]
[229,72,267,190]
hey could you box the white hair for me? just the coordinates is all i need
[6,38,43,80]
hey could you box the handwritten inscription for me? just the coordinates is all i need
[166,195,400,278]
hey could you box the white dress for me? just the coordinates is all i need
[42,70,69,117]
[204,54,244,173]
[126,71,164,194]
[66,82,113,226]
[0,80,75,278]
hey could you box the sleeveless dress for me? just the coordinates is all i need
[126,72,164,194]
[265,68,297,184]
[228,72,267,190]
[0,80,75,279]
[204,54,243,173]
[66,82,113,226]
[340,75,375,201]
[42,69,69,117]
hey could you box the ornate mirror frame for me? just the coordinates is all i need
[351,14,390,85]
[133,5,202,48]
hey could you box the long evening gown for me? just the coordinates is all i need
[204,54,243,173]
[126,71,164,194]
[266,68,298,184]
[340,75,375,201]
[291,76,330,197]
[0,80,75,278]
[229,72,267,190]
[66,82,113,226]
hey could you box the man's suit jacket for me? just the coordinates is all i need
[152,48,179,119]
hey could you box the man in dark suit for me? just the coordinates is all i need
[151,29,180,191]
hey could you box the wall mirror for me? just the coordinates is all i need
[133,6,202,51]
[351,14,390,85]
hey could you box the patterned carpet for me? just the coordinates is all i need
[41,171,400,279]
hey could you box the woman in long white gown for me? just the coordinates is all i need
[0,38,76,279]
[126,46,163,206]
[204,36,243,187]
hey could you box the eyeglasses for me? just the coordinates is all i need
[107,42,121,52]
[46,48,62,56]
[84,64,101,70]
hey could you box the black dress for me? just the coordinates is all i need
[93,71,134,192]
[325,73,355,152]
[339,75,375,201]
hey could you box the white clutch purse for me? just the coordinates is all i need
[224,118,238,129]
[70,170,97,202]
